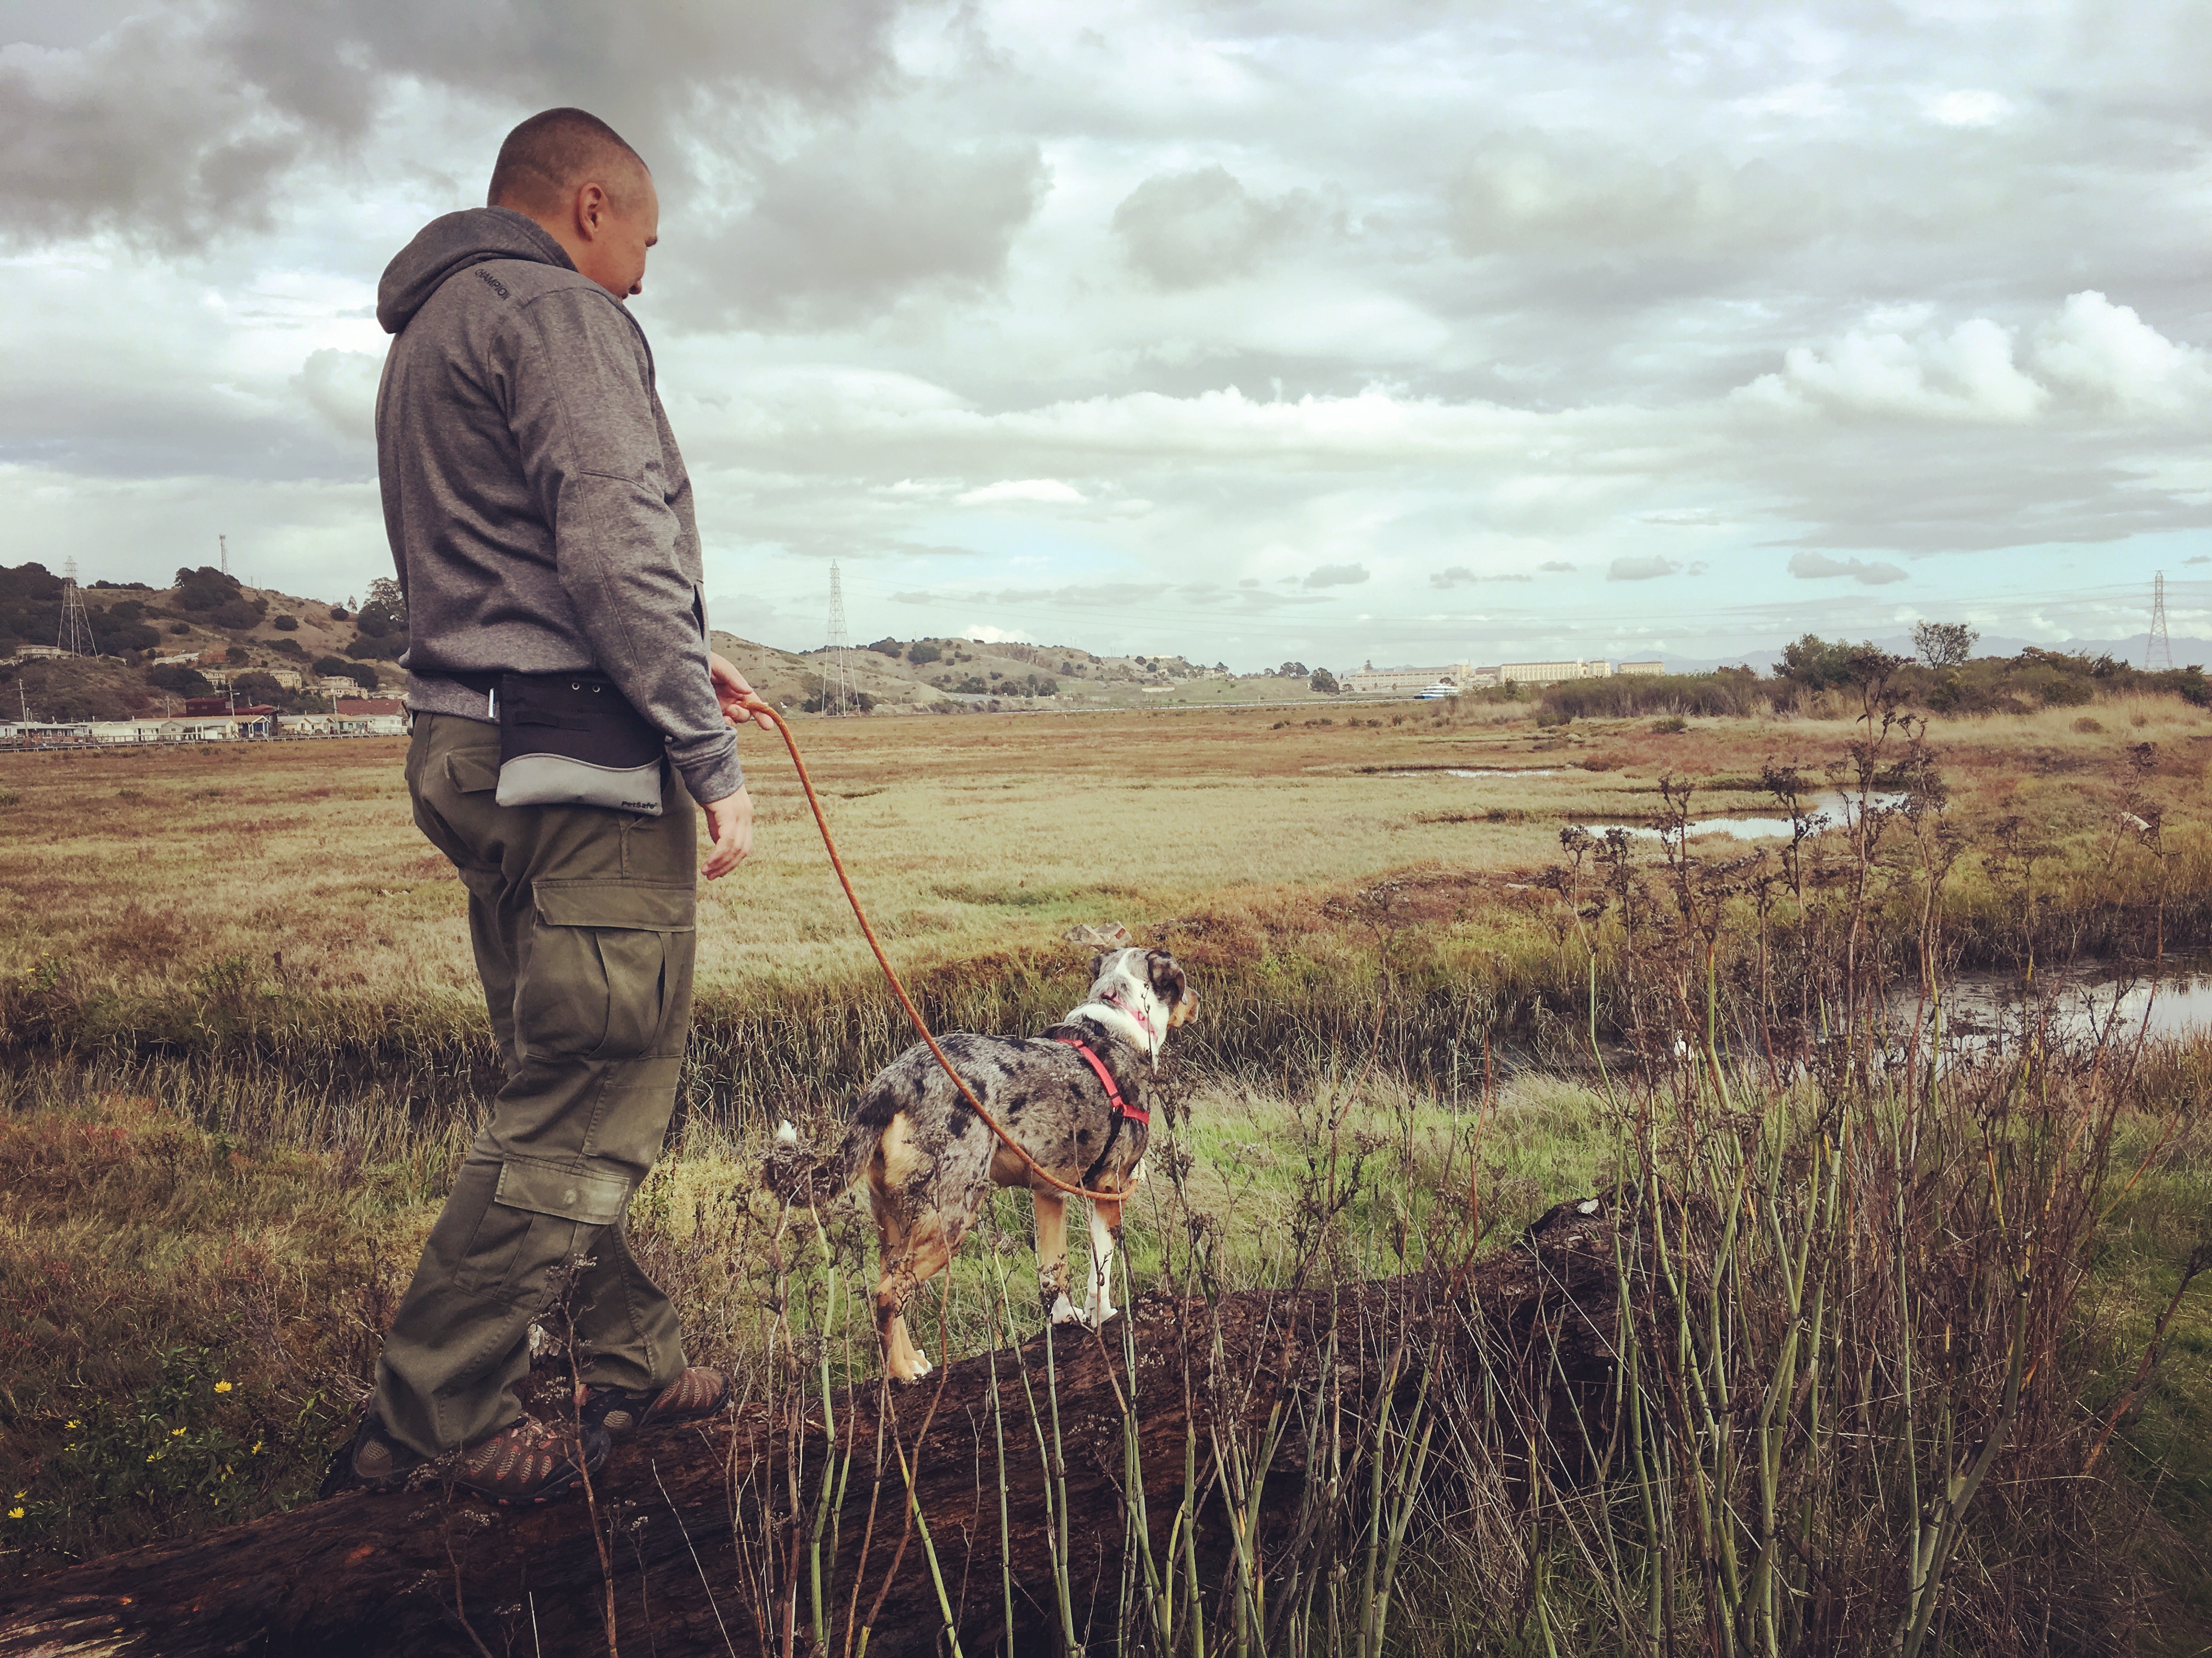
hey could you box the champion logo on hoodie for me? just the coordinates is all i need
[474,268,511,301]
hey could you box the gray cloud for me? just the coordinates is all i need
[674,134,1047,326]
[1111,165,1324,289]
[0,0,907,249]
[1788,551,1908,585]
[1607,556,1683,582]
[1538,560,1576,571]
[1431,566,1530,586]
[1449,133,1810,261]
[1304,562,1369,588]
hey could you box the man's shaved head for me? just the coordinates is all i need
[488,108,649,216]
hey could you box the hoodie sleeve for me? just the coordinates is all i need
[503,286,742,808]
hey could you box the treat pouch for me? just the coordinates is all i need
[495,673,665,816]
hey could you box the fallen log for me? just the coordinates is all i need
[0,1195,1627,1658]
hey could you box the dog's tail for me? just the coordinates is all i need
[761,1108,890,1209]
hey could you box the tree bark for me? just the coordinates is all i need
[0,1196,1626,1658]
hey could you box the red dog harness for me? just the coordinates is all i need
[1054,1031,1148,1191]
[1053,1035,1150,1127]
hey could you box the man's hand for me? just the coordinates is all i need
[709,653,776,732]
[701,787,754,880]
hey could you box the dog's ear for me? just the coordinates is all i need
[1147,949,1188,1002]
[1091,952,1109,982]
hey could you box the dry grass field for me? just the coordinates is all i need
[3,695,2211,1648]
[5,693,2208,1010]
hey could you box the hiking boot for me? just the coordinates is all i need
[452,1414,611,1504]
[582,1366,730,1437]
[323,1413,427,1497]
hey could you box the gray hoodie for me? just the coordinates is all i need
[375,206,740,806]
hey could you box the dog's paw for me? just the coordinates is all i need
[1080,1305,1121,1330]
[1047,1294,1082,1327]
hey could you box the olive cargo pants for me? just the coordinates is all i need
[374,712,697,1457]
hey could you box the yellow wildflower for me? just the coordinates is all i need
[170,1426,187,1438]
[7,1507,22,1521]
[214,1381,233,1395]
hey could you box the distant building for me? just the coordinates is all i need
[182,696,232,717]
[1344,661,1475,694]
[1618,660,1664,676]
[1498,660,1613,687]
[334,697,407,735]
[88,719,172,743]
[152,653,200,667]
[2,720,93,742]
[14,645,66,661]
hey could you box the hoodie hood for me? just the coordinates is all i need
[377,207,575,335]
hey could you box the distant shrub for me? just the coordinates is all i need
[224,645,250,664]
[270,613,296,631]
[2073,716,2104,734]
[311,655,351,678]
[211,600,262,630]
[270,637,303,657]
[327,606,348,622]
[168,621,190,635]
[1542,671,1762,721]
[1649,715,1688,734]
[909,642,942,665]
[105,623,159,652]
[867,637,901,656]
[106,600,146,623]
[148,663,212,696]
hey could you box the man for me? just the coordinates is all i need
[341,108,769,1503]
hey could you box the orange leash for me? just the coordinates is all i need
[743,701,1137,1203]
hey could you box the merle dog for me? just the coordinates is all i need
[810,948,1195,1381]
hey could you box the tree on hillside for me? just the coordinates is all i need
[172,566,241,612]
[1310,667,1340,694]
[148,663,213,697]
[1912,620,1979,670]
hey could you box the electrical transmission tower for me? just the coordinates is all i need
[823,561,854,716]
[2147,571,2174,670]
[56,559,97,656]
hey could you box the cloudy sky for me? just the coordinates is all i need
[5,1,2212,670]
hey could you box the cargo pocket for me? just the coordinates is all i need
[445,750,500,794]
[518,881,696,1061]
[452,1160,630,1298]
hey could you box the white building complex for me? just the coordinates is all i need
[1345,658,1631,694]
[1342,661,1475,694]
[1495,660,1614,687]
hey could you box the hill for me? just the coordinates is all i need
[1,562,400,721]
[1,560,1342,721]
